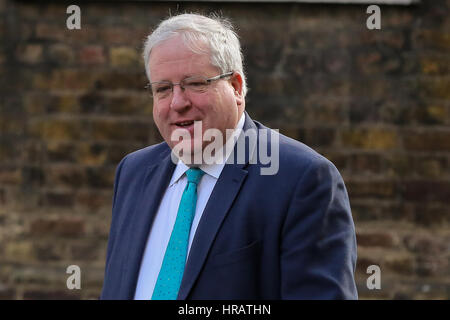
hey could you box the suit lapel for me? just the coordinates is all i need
[120,146,176,299]
[178,112,258,299]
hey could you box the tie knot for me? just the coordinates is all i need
[185,168,204,185]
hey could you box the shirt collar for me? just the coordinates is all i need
[169,112,245,186]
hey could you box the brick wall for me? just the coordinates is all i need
[0,0,448,299]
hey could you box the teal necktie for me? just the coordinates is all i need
[151,168,205,300]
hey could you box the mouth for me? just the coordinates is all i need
[174,120,195,127]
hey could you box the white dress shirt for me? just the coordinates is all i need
[134,113,245,300]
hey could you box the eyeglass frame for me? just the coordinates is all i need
[146,71,234,98]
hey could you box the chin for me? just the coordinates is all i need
[170,138,204,165]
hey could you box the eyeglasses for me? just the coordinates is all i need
[146,72,234,99]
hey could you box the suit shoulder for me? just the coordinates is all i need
[280,134,331,168]
[278,134,343,184]
[254,120,332,170]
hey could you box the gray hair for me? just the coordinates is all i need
[142,13,247,97]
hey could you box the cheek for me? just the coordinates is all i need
[213,88,237,120]
[152,105,168,134]
[152,107,160,125]
[219,85,236,105]
[207,87,231,110]
[153,104,166,121]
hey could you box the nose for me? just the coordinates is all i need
[169,85,191,112]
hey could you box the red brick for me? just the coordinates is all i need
[21,166,45,187]
[384,154,413,178]
[418,78,450,100]
[35,23,66,41]
[356,232,396,248]
[385,255,415,275]
[85,167,115,189]
[75,191,111,211]
[350,202,381,222]
[299,127,336,148]
[32,70,98,90]
[46,141,76,163]
[403,130,450,152]
[359,30,405,50]
[404,234,448,256]
[0,287,15,299]
[90,119,150,142]
[303,97,348,125]
[420,54,450,76]
[100,27,137,45]
[414,204,448,226]
[105,143,142,164]
[23,290,81,300]
[16,44,43,64]
[44,192,75,207]
[75,142,108,166]
[416,255,448,277]
[350,153,382,175]
[94,71,147,90]
[346,180,397,199]
[48,44,75,66]
[413,104,448,125]
[355,256,379,275]
[79,45,105,65]
[341,128,398,150]
[30,218,85,237]
[110,47,139,67]
[46,165,85,189]
[414,155,447,178]
[70,241,100,260]
[34,242,63,261]
[0,167,21,185]
[0,188,5,205]
[28,118,86,141]
[403,180,450,203]
[413,29,450,51]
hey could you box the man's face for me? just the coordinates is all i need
[148,35,244,160]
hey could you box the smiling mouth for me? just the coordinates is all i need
[175,121,195,127]
[173,118,205,128]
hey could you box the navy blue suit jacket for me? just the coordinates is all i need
[101,112,358,299]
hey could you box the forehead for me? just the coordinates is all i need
[148,35,217,81]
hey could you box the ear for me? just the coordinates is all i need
[230,72,244,105]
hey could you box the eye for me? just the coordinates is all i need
[155,85,171,93]
[189,81,206,86]
[185,78,207,87]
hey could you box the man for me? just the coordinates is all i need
[101,13,358,300]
